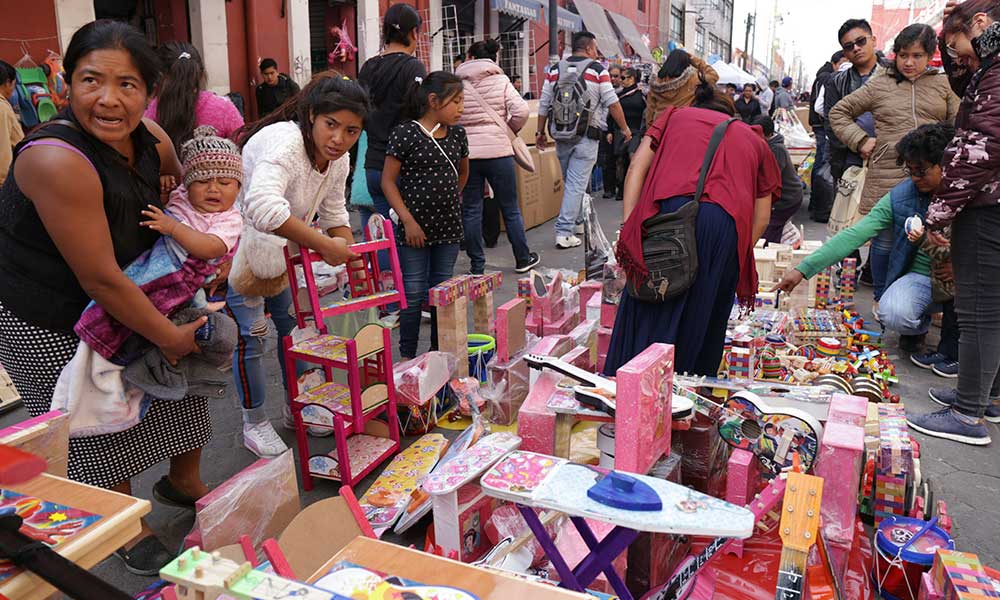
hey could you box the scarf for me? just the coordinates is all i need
[974,21,1000,60]
[615,107,758,312]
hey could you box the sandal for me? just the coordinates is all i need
[114,535,173,576]
[152,475,197,510]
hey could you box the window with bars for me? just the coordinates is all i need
[695,26,705,55]
[709,33,719,56]
[670,5,684,43]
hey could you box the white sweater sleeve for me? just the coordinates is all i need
[316,154,351,232]
[240,157,294,233]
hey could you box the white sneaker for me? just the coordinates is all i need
[575,223,585,235]
[556,235,582,249]
[243,421,289,458]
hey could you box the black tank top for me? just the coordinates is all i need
[0,109,163,332]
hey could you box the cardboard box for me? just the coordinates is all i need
[518,100,542,146]
[507,147,563,231]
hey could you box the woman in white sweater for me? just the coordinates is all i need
[227,74,370,457]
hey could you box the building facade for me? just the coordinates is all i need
[681,0,734,63]
[1,0,676,116]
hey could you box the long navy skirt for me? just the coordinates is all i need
[604,196,740,377]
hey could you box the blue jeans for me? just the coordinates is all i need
[365,169,400,312]
[225,286,305,424]
[870,227,894,300]
[554,137,600,237]
[879,272,936,337]
[813,126,829,171]
[463,157,532,273]
[398,243,460,358]
[356,205,375,233]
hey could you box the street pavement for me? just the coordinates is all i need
[2,194,997,595]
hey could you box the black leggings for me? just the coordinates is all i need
[952,205,1000,416]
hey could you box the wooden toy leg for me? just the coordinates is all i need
[473,291,495,334]
[553,413,574,459]
[439,296,469,378]
[724,449,758,558]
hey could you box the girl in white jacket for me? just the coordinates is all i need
[227,74,369,458]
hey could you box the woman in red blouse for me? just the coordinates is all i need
[606,82,782,376]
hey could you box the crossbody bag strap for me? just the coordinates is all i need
[413,120,459,178]
[693,117,737,204]
[286,163,334,256]
[466,82,516,142]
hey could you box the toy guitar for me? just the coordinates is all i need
[673,382,823,476]
[640,473,788,600]
[524,354,617,414]
[775,472,823,600]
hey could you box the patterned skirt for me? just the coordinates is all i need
[0,302,213,488]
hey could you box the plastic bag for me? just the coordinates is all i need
[773,107,815,149]
[583,194,614,280]
[393,352,456,407]
[448,377,487,416]
[483,333,537,425]
[186,451,299,551]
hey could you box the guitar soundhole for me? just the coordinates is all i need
[741,420,762,441]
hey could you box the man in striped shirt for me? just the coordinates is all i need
[537,31,632,249]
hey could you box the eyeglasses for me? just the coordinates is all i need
[903,164,932,178]
[945,43,960,59]
[841,35,870,52]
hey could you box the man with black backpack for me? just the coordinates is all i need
[537,32,632,249]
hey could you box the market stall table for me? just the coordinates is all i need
[307,536,590,599]
[0,473,149,600]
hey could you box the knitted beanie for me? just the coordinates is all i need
[180,125,243,187]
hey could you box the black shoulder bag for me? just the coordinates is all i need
[627,117,737,303]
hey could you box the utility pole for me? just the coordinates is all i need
[750,0,759,75]
[549,0,559,68]
[743,12,755,71]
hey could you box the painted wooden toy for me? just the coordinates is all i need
[357,433,448,534]
[423,432,522,563]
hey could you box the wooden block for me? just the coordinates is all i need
[438,296,469,378]
[428,275,472,307]
[0,411,69,478]
[468,272,503,300]
[932,550,1000,599]
[496,298,528,363]
[473,292,495,335]
[614,343,675,475]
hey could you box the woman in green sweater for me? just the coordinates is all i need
[775,123,958,372]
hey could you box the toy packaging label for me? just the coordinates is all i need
[0,489,103,582]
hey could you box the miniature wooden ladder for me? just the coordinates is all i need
[281,215,407,490]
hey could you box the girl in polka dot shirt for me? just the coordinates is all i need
[382,71,470,358]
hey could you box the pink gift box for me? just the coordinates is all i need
[542,310,580,337]
[919,572,944,600]
[587,293,602,322]
[815,420,864,546]
[578,281,602,318]
[597,327,613,356]
[601,301,617,329]
[828,393,868,427]
[516,371,561,455]
[724,449,759,558]
[614,343,675,475]
[531,334,575,359]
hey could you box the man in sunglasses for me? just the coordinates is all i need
[823,18,890,184]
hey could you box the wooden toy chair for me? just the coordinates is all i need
[281,215,405,490]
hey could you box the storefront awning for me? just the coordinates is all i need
[491,0,544,23]
[556,7,584,33]
[606,11,654,63]
[570,0,622,58]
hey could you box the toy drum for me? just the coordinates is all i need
[817,336,843,357]
[872,516,954,600]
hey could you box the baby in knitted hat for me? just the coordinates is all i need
[141,126,243,291]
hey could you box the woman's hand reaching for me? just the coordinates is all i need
[772,269,805,294]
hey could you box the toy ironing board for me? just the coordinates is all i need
[422,432,522,496]
[479,451,755,600]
